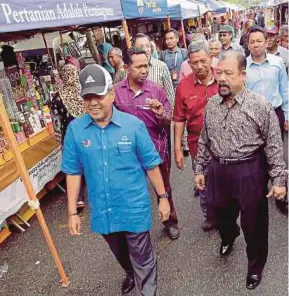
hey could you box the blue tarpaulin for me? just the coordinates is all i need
[168,0,200,20]
[0,0,124,33]
[199,0,227,14]
[121,0,168,19]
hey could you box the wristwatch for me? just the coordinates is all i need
[158,192,169,199]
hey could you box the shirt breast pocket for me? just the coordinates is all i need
[117,143,132,154]
[112,143,137,170]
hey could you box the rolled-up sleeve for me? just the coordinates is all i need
[136,121,162,170]
[61,124,83,175]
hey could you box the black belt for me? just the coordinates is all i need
[213,155,257,165]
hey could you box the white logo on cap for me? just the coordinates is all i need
[85,75,95,84]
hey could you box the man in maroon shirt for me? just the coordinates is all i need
[114,47,180,240]
[174,41,219,231]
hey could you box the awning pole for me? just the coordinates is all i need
[122,19,132,48]
[42,33,55,69]
[167,15,171,29]
[0,96,70,288]
[181,20,187,49]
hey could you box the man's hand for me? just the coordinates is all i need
[195,174,206,191]
[175,149,185,170]
[149,99,165,117]
[68,215,81,236]
[267,186,287,200]
[284,120,288,131]
[158,199,170,222]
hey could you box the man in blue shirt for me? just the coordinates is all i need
[160,28,188,89]
[246,26,288,139]
[61,64,170,296]
[246,26,288,215]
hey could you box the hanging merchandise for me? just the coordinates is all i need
[0,77,18,119]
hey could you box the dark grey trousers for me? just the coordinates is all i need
[102,231,157,296]
[207,153,269,275]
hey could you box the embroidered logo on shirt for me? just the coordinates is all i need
[82,139,91,148]
[118,136,132,145]
[84,75,95,84]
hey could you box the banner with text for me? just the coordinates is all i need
[0,147,62,225]
[121,0,168,19]
[0,0,124,33]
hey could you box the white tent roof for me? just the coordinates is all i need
[13,32,72,52]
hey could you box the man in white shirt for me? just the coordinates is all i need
[279,25,288,49]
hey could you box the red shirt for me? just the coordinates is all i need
[173,71,219,157]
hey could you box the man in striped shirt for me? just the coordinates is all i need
[132,33,175,108]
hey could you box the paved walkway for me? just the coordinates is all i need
[0,144,288,296]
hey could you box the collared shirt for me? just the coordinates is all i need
[221,42,245,55]
[114,78,171,163]
[114,67,127,84]
[61,107,162,235]
[179,58,219,81]
[160,47,188,87]
[173,71,219,157]
[148,58,175,108]
[195,88,287,186]
[246,53,288,120]
[268,46,289,70]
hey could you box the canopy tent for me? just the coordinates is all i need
[0,0,124,34]
[199,0,227,14]
[258,0,287,7]
[194,1,210,16]
[168,0,200,20]
[12,32,72,52]
[235,4,246,11]
[218,1,241,11]
[121,0,168,19]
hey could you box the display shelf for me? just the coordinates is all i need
[3,139,30,162]
[27,127,50,146]
[1,127,51,163]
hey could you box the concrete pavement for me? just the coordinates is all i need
[0,134,288,295]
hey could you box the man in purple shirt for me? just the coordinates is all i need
[114,47,180,240]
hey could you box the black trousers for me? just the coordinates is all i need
[102,231,157,296]
[207,154,269,275]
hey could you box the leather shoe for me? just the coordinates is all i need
[219,242,234,256]
[219,225,241,256]
[246,274,262,290]
[121,277,135,295]
[167,225,180,240]
[201,219,215,231]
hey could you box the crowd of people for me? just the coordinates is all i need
[51,17,289,296]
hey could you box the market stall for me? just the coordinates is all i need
[120,0,169,49]
[167,0,202,46]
